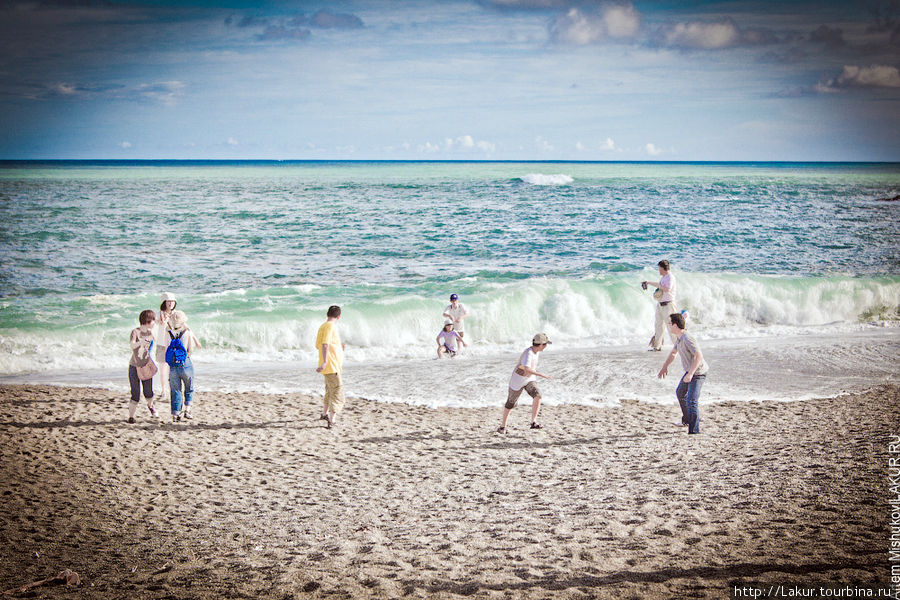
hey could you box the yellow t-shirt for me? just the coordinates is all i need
[315,320,343,375]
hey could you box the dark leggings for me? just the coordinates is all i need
[128,365,154,403]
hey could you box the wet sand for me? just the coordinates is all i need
[0,384,897,599]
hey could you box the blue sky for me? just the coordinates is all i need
[1,0,899,160]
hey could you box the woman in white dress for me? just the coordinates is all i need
[155,292,177,400]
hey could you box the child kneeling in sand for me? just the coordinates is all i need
[127,309,158,423]
[436,320,467,358]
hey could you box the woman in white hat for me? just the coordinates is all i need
[155,292,177,400]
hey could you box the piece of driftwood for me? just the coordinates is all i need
[1,569,80,596]
[875,193,900,201]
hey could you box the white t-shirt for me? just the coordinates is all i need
[443,303,469,331]
[660,273,676,303]
[438,330,462,352]
[508,347,539,391]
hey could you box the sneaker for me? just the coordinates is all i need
[127,417,136,424]
[496,426,507,434]
[149,406,157,417]
[530,422,543,430]
[173,414,180,423]
[183,408,193,420]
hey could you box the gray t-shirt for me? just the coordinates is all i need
[674,332,708,376]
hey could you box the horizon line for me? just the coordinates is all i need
[2,159,899,165]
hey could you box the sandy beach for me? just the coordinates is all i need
[0,384,897,599]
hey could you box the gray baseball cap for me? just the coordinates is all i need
[532,333,552,345]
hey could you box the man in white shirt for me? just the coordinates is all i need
[498,333,552,433]
[642,260,676,351]
[442,294,469,339]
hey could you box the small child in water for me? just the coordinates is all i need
[128,309,158,423]
[436,320,467,358]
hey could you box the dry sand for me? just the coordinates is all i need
[0,383,897,599]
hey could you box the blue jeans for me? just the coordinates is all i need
[169,360,194,415]
[676,373,706,434]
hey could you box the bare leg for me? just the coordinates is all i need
[530,395,542,425]
[500,407,512,429]
[128,401,138,419]
[158,363,169,399]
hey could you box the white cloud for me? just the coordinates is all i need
[119,141,132,149]
[645,142,662,156]
[550,3,641,45]
[657,18,777,50]
[421,135,495,154]
[816,64,900,92]
[227,137,239,146]
[476,140,496,153]
[599,137,617,151]
[420,141,441,153]
[457,135,475,149]
[484,0,571,7]
[137,81,186,106]
[575,141,585,151]
[51,83,79,96]
[662,20,740,50]
[535,136,554,152]
[602,4,641,39]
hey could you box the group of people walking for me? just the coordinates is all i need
[126,293,201,424]
[127,260,707,435]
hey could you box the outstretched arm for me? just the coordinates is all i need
[657,347,678,379]
[515,364,550,380]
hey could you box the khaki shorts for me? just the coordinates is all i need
[505,381,540,409]
[323,372,345,414]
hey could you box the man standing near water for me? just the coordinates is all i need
[657,312,708,434]
[315,305,345,429]
[642,260,676,351]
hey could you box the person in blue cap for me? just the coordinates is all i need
[442,293,470,341]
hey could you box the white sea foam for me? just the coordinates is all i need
[7,330,897,407]
[1,273,897,377]
[1,273,897,407]
[520,173,574,185]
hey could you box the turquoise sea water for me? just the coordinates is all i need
[1,161,898,405]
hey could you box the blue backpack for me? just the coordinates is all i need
[165,330,188,366]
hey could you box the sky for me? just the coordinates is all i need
[1,0,899,161]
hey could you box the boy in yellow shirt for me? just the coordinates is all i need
[315,305,345,429]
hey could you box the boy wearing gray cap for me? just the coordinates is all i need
[498,333,553,433]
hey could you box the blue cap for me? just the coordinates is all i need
[450,293,458,300]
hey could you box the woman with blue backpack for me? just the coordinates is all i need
[163,310,201,422]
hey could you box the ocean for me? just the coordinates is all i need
[0,161,898,406]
